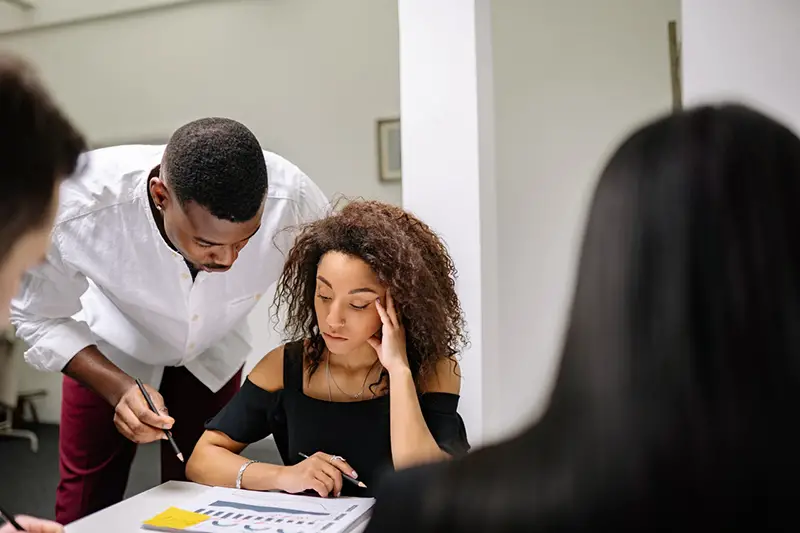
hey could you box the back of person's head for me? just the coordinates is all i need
[162,117,267,222]
[0,55,85,263]
[0,55,85,324]
[408,105,800,531]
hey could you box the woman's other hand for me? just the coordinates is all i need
[367,290,410,376]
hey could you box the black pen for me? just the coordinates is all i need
[135,378,184,463]
[298,452,367,489]
[0,504,25,531]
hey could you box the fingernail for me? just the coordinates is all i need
[351,470,358,478]
[336,492,341,498]
[163,424,171,430]
[162,434,168,440]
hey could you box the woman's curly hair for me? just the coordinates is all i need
[273,200,468,388]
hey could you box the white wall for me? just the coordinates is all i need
[0,0,199,34]
[491,0,680,439]
[0,0,400,203]
[398,0,497,446]
[682,0,800,131]
[1,0,400,423]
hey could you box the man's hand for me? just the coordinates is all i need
[63,346,174,443]
[1,516,63,533]
[114,382,174,443]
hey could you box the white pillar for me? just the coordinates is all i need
[398,0,497,446]
[682,0,800,130]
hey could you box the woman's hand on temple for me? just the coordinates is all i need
[275,452,357,498]
[0,516,64,533]
[367,290,410,376]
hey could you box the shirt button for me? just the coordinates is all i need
[188,342,195,350]
[255,293,262,301]
[181,273,190,280]
[192,314,199,322]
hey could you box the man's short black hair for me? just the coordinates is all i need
[163,117,268,222]
[0,55,86,266]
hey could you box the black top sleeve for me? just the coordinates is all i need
[420,393,471,456]
[204,378,281,444]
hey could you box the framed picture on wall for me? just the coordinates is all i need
[377,118,401,182]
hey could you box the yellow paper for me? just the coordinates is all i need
[143,507,210,530]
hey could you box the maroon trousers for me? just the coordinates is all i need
[56,366,241,524]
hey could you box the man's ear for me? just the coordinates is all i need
[149,175,171,211]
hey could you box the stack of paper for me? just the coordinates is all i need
[142,486,375,533]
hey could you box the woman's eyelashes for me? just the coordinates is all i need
[315,292,371,311]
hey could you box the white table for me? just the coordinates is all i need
[66,481,369,533]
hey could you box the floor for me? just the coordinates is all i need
[0,423,281,520]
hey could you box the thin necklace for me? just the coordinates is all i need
[326,356,378,401]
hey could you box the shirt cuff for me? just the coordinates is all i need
[23,320,95,372]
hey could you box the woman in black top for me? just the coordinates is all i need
[187,200,470,497]
[366,105,800,532]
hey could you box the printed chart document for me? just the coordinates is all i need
[142,486,374,533]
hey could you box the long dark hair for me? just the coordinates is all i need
[373,105,800,531]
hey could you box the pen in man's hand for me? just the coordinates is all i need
[135,378,184,462]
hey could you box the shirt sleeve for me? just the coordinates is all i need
[205,378,281,444]
[420,393,471,457]
[10,229,94,372]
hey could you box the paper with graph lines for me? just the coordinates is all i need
[142,486,374,533]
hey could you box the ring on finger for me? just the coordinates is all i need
[329,455,344,464]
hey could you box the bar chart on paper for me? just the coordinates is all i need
[143,487,374,533]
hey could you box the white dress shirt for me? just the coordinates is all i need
[11,145,328,392]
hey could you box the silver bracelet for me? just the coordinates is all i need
[236,459,259,490]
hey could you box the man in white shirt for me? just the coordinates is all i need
[11,117,328,524]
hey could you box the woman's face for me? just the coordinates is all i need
[314,251,385,355]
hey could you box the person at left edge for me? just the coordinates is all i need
[10,118,328,525]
